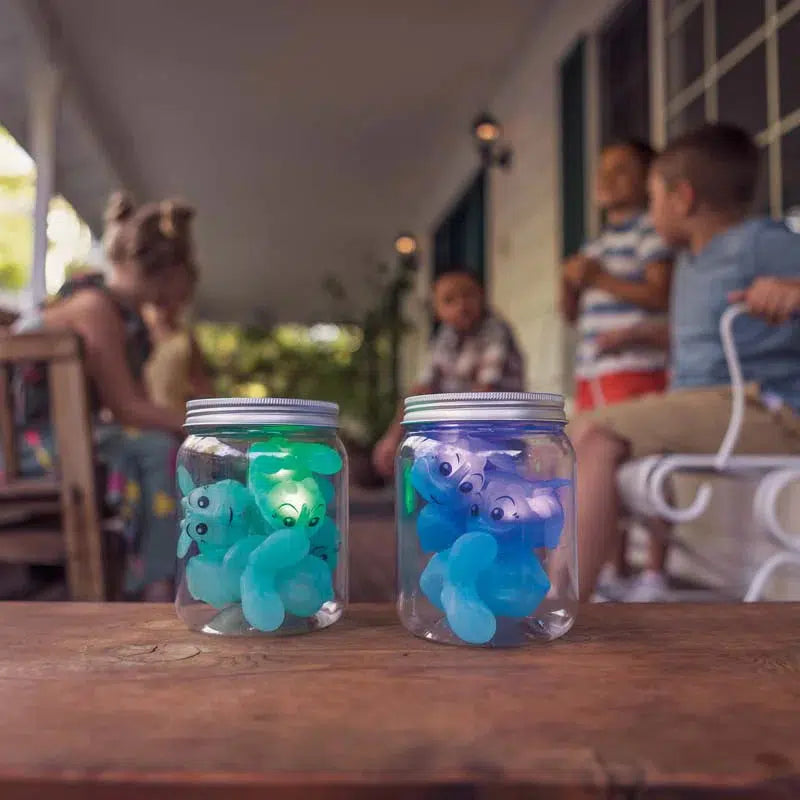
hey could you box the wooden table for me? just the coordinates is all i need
[1,603,799,799]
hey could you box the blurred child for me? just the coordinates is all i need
[562,139,673,410]
[571,123,800,602]
[11,193,196,600]
[143,266,213,415]
[372,270,524,477]
[561,140,673,596]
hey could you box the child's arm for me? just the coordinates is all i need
[372,342,442,478]
[66,291,186,433]
[581,258,673,311]
[729,224,800,323]
[372,381,432,478]
[729,277,800,324]
[560,255,588,324]
[562,246,602,325]
[595,320,670,354]
[187,332,214,398]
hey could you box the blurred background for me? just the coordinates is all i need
[2,0,799,445]
[1,1,799,603]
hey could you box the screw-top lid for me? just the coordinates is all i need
[402,392,565,424]
[184,397,339,429]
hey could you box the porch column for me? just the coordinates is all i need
[28,56,61,308]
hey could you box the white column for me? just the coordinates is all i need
[28,56,61,308]
[649,0,668,148]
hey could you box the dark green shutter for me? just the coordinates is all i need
[433,170,486,286]
[559,38,586,259]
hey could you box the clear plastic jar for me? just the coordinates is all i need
[396,392,576,647]
[175,398,348,635]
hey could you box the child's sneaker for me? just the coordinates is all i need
[624,570,670,602]
[594,564,630,602]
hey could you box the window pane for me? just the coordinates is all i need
[600,0,650,144]
[667,4,705,99]
[715,0,765,59]
[667,95,706,139]
[779,11,800,117]
[782,126,800,214]
[717,44,768,136]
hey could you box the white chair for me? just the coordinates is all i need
[616,304,800,601]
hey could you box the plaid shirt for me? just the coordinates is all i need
[419,312,525,393]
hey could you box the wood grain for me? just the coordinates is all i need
[0,330,109,600]
[0,365,19,482]
[49,352,105,600]
[0,603,799,798]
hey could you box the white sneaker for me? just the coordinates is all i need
[594,564,630,602]
[624,571,670,603]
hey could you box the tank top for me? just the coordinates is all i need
[13,274,152,425]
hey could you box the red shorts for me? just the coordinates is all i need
[575,370,668,412]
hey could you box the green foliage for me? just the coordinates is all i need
[0,128,34,291]
[196,321,386,441]
[196,256,418,445]
[0,212,32,290]
[0,174,31,194]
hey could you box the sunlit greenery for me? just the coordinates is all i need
[0,170,33,291]
[195,256,417,445]
[0,126,92,298]
[195,321,395,443]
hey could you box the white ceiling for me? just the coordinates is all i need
[4,0,550,323]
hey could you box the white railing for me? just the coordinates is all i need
[617,303,800,601]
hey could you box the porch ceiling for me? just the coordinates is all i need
[2,0,549,324]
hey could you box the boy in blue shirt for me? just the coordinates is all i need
[571,123,800,601]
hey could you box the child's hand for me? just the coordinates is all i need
[560,278,580,323]
[563,255,601,289]
[595,328,632,355]
[729,277,800,324]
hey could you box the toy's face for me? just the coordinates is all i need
[476,479,562,535]
[410,440,487,508]
[263,477,327,531]
[308,517,339,570]
[181,479,254,549]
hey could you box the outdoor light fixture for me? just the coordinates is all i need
[473,112,502,143]
[394,233,418,257]
[472,112,512,170]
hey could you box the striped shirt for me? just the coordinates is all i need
[419,312,525,393]
[575,213,672,379]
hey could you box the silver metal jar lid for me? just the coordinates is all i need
[402,392,566,424]
[184,397,339,429]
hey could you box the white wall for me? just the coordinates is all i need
[404,0,622,396]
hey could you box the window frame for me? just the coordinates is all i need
[659,0,800,217]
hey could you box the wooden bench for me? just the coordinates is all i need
[0,331,118,599]
[0,602,798,798]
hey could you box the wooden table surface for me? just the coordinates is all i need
[1,603,799,799]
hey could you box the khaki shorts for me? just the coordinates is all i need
[569,384,800,459]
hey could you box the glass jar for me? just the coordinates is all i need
[396,392,576,647]
[175,398,348,635]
